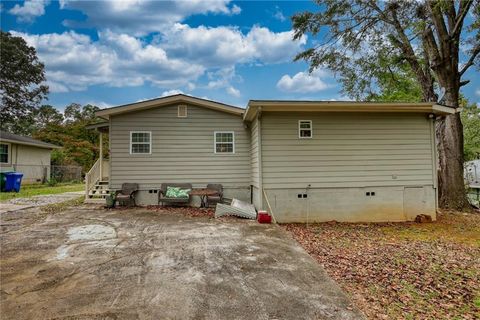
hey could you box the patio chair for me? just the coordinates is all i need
[159,183,192,206]
[115,183,139,207]
[206,183,223,206]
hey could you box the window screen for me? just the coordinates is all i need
[130,132,151,154]
[0,144,8,163]
[214,132,234,154]
[298,120,312,138]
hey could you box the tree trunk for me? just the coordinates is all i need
[436,98,470,210]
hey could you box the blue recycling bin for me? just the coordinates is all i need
[4,172,24,192]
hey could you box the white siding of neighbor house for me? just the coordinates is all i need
[259,112,437,222]
[109,104,251,198]
[0,143,52,184]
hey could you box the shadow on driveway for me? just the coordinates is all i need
[1,205,364,319]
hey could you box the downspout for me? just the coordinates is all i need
[305,184,311,228]
[430,114,439,211]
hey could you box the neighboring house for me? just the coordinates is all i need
[87,94,455,222]
[0,131,61,184]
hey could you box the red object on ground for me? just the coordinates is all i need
[257,210,272,224]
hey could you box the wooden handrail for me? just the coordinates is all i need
[85,158,101,200]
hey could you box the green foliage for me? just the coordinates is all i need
[291,1,479,102]
[47,178,58,187]
[367,56,423,103]
[32,103,107,173]
[461,101,480,161]
[0,31,49,135]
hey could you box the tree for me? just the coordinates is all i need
[461,100,480,161]
[33,105,64,129]
[0,31,49,135]
[292,0,479,209]
[33,103,106,172]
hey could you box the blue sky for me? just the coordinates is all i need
[2,0,479,110]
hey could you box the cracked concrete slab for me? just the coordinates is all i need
[0,205,364,319]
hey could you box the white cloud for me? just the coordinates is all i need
[277,69,332,93]
[60,0,240,36]
[86,101,114,109]
[226,86,241,97]
[161,89,184,97]
[9,0,50,22]
[476,88,480,97]
[12,30,205,92]
[162,24,306,67]
[230,4,241,15]
[273,6,286,22]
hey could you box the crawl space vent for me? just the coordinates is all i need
[178,105,187,117]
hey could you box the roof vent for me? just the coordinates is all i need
[178,105,187,118]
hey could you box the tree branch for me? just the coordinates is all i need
[459,44,480,76]
[428,0,449,48]
[451,0,474,39]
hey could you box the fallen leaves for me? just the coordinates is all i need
[145,205,215,218]
[282,212,480,320]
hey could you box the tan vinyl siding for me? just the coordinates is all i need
[250,117,260,188]
[261,112,435,189]
[109,104,250,189]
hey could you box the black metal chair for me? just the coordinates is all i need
[115,183,139,206]
[206,183,223,206]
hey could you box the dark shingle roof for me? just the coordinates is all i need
[0,131,61,149]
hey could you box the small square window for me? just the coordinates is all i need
[214,132,234,154]
[299,120,312,138]
[130,131,151,154]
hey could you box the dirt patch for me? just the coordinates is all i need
[283,211,480,320]
[1,205,363,320]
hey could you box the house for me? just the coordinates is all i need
[0,131,61,184]
[87,94,455,222]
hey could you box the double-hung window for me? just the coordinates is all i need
[0,143,9,163]
[214,131,234,154]
[298,120,313,138]
[130,131,151,154]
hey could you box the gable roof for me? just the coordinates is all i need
[0,131,61,149]
[96,94,244,119]
[244,100,456,121]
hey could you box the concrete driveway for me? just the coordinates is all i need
[1,205,363,320]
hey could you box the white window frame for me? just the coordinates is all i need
[214,131,235,154]
[178,105,187,118]
[298,120,313,139]
[0,142,10,164]
[130,131,152,155]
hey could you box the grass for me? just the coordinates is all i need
[0,182,84,202]
[283,211,480,320]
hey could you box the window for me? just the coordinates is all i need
[0,143,9,164]
[298,120,312,138]
[214,131,234,154]
[130,131,151,154]
[178,105,187,117]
